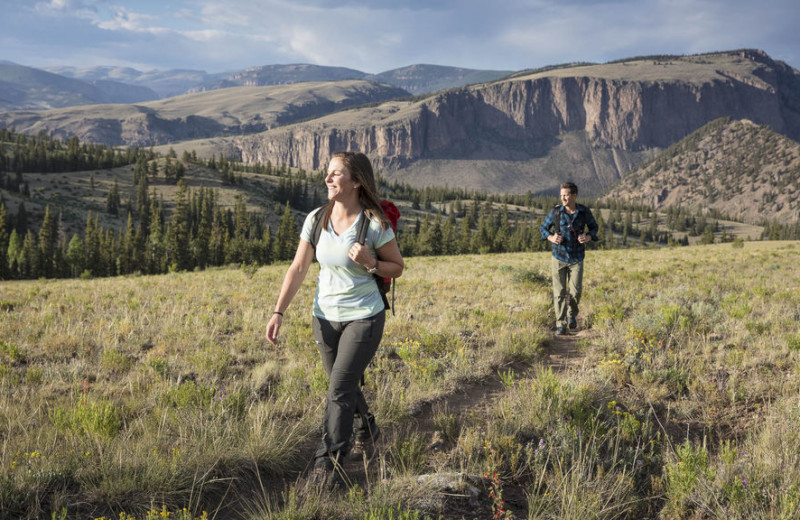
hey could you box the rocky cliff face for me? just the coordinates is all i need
[231,50,800,194]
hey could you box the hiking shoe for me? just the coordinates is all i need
[309,454,346,491]
[308,457,333,488]
[568,317,578,330]
[351,424,381,459]
[556,327,567,335]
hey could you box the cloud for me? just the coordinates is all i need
[93,6,169,34]
[4,0,800,75]
[34,0,98,17]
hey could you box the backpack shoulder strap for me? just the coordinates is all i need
[356,211,370,245]
[310,206,326,250]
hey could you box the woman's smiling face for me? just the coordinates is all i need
[325,156,360,202]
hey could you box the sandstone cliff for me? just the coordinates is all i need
[202,50,800,195]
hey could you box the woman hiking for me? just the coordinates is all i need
[265,151,404,489]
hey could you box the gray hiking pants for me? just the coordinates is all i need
[312,310,384,459]
[551,257,584,328]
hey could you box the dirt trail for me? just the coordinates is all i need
[545,328,591,371]
[334,328,594,516]
[408,329,591,435]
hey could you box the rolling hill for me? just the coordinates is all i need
[46,65,218,99]
[45,63,513,99]
[0,80,409,147]
[0,62,158,110]
[601,117,800,224]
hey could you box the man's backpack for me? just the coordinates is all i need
[310,201,400,314]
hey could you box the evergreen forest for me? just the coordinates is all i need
[1,129,798,281]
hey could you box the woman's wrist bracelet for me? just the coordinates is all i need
[273,311,283,316]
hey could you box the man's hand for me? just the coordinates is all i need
[549,233,563,245]
[578,234,592,244]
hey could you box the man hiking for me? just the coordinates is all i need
[540,182,599,335]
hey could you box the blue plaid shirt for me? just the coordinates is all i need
[540,204,599,263]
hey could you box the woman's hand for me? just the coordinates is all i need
[349,243,376,270]
[266,313,282,345]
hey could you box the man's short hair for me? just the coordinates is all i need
[560,182,578,194]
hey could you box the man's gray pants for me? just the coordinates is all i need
[551,257,584,328]
[312,310,384,459]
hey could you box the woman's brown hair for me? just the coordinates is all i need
[319,151,388,230]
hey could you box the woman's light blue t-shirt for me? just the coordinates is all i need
[301,208,395,322]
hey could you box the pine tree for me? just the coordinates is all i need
[209,209,227,266]
[19,230,38,279]
[414,214,433,256]
[66,234,85,278]
[259,226,273,265]
[442,212,459,255]
[37,205,57,278]
[146,197,165,274]
[117,212,136,274]
[164,157,174,184]
[429,215,443,256]
[273,202,298,262]
[226,195,250,264]
[193,189,213,269]
[459,215,472,254]
[84,211,102,277]
[474,203,494,253]
[493,208,511,253]
[136,174,150,231]
[7,230,21,278]
[165,180,191,271]
[106,178,121,215]
[15,202,28,236]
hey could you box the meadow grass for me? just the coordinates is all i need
[1,241,799,519]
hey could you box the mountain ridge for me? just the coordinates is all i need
[0,80,410,147]
[39,63,512,102]
[4,49,800,202]
[154,49,800,196]
[0,62,159,110]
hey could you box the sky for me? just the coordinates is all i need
[1,0,799,75]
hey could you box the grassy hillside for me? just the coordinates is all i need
[1,242,799,518]
[0,81,410,147]
[509,50,776,86]
[602,118,800,224]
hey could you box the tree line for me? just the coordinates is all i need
[0,183,300,280]
[3,128,798,281]
[0,129,149,192]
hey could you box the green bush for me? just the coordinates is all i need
[49,397,122,439]
[664,440,714,516]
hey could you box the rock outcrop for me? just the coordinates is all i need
[222,50,800,194]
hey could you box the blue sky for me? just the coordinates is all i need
[2,0,798,74]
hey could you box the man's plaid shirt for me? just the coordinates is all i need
[539,204,599,263]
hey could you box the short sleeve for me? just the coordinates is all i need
[300,207,323,243]
[369,217,395,249]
